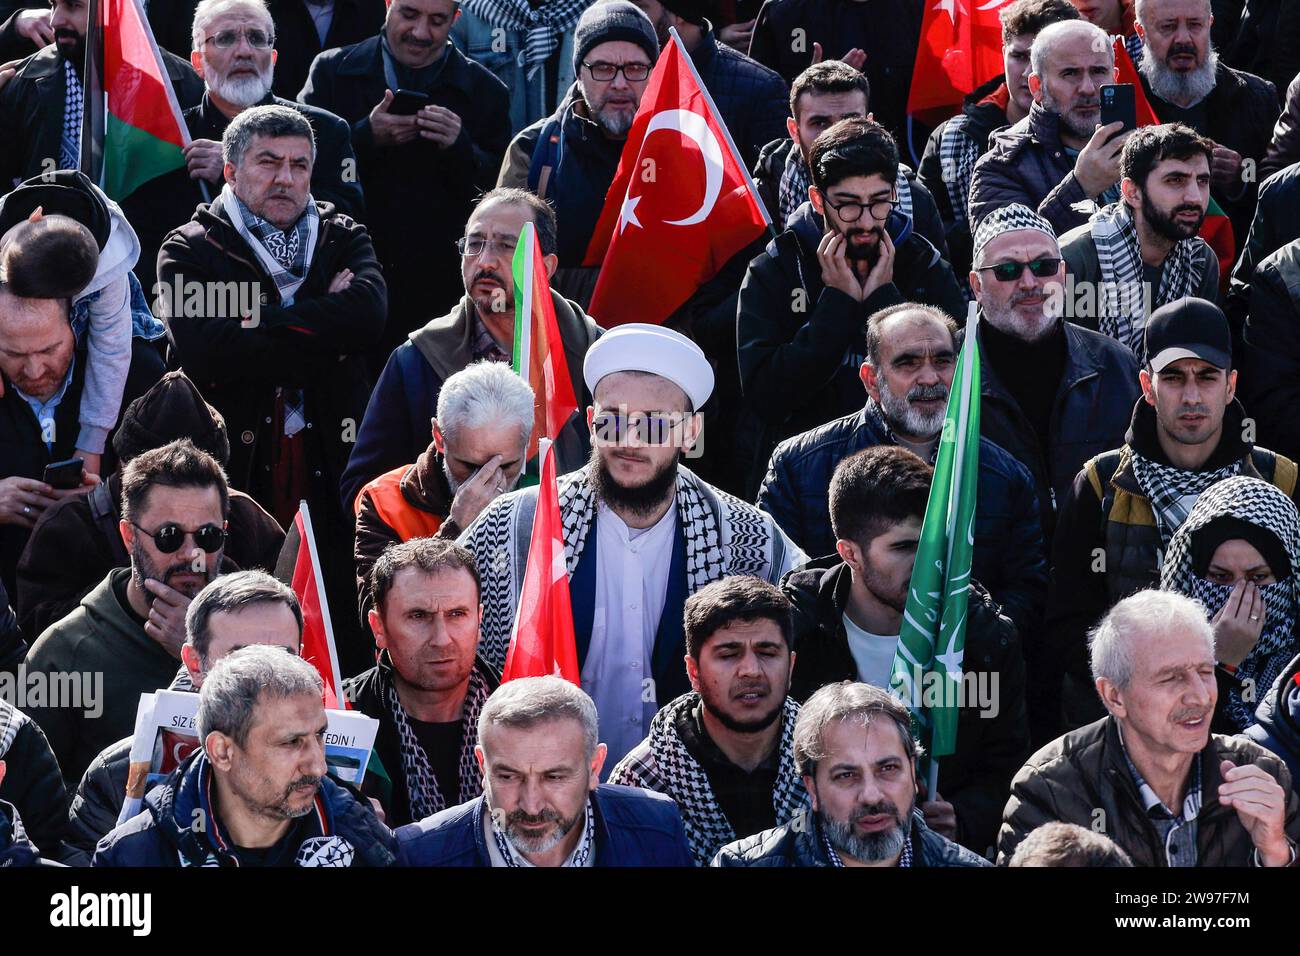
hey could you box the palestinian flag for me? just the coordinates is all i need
[1114,38,1235,286]
[512,222,578,461]
[274,501,346,710]
[82,0,190,201]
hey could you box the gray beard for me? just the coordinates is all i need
[1140,50,1219,107]
[875,380,947,440]
[821,810,908,863]
[207,65,273,109]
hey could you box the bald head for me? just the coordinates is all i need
[1030,18,1113,77]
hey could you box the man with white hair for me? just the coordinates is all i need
[998,588,1300,866]
[969,18,1130,234]
[353,361,534,621]
[460,324,806,768]
[1132,0,1277,241]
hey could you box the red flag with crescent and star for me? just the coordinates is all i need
[582,28,770,327]
[907,0,1013,117]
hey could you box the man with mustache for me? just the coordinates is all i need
[23,440,230,787]
[459,323,804,768]
[737,116,965,498]
[94,644,397,866]
[969,19,1131,235]
[999,588,1300,866]
[352,362,532,624]
[395,675,693,866]
[339,187,600,515]
[609,576,811,866]
[712,681,990,866]
[1132,0,1277,242]
[1059,123,1220,354]
[779,447,1029,854]
[1050,298,1300,730]
[758,302,1047,638]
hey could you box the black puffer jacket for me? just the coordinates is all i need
[1243,239,1300,464]
[711,808,990,867]
[780,558,1030,856]
[691,23,788,171]
[1226,162,1300,351]
[0,701,70,860]
[1245,651,1300,783]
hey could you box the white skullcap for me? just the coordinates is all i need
[583,323,715,410]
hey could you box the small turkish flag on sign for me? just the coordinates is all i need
[582,29,770,327]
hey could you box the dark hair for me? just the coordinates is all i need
[1120,122,1215,194]
[1008,822,1134,867]
[1000,0,1080,44]
[0,214,99,299]
[185,570,303,664]
[683,575,794,659]
[829,446,932,547]
[223,104,315,168]
[371,537,481,614]
[865,302,958,369]
[790,60,871,122]
[809,118,899,194]
[473,187,559,258]
[793,681,919,777]
[120,438,230,525]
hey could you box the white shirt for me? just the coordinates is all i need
[581,500,677,769]
[842,613,899,689]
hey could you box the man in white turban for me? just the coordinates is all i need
[458,324,807,768]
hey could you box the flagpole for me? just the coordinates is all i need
[298,499,344,705]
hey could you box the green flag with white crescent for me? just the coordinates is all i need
[889,302,981,787]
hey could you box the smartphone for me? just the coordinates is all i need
[389,88,431,116]
[43,456,85,490]
[1100,83,1137,137]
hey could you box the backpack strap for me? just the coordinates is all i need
[527,117,563,199]
[1253,448,1298,498]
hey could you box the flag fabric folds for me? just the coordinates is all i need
[274,501,347,710]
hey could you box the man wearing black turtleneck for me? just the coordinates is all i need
[969,203,1138,745]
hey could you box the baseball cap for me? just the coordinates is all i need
[1144,297,1232,373]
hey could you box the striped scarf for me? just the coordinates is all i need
[460,0,589,79]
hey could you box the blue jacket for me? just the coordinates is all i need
[0,800,39,868]
[394,784,694,867]
[758,402,1047,634]
[1245,652,1300,783]
[92,752,396,867]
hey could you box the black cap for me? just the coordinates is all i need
[1144,297,1232,373]
[0,170,111,251]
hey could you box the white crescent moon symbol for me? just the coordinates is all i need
[643,108,724,227]
[975,0,1007,9]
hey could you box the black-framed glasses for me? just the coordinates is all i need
[976,257,1062,282]
[131,522,228,554]
[824,196,898,223]
[582,61,652,82]
[456,235,516,258]
[204,27,274,49]
[592,412,686,446]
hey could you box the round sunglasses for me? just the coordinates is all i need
[131,522,228,554]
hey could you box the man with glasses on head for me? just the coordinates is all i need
[23,439,231,788]
[339,187,601,514]
[497,0,660,308]
[736,116,965,498]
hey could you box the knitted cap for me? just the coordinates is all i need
[971,203,1058,265]
[574,0,660,77]
[112,371,231,466]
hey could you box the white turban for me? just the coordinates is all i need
[582,323,714,411]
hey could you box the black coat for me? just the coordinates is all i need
[1245,651,1300,784]
[0,701,70,860]
[735,202,966,496]
[690,23,788,171]
[1243,239,1300,463]
[267,0,386,101]
[299,36,511,347]
[780,558,1030,855]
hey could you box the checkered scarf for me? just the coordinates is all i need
[460,464,805,670]
[490,797,596,866]
[1161,477,1300,729]
[384,663,491,820]
[1130,449,1242,549]
[460,0,589,78]
[939,115,981,229]
[62,59,83,172]
[1089,201,1204,354]
[607,693,809,866]
[777,146,913,232]
[822,817,914,867]
[220,183,320,303]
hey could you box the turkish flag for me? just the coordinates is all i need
[501,440,581,685]
[583,30,770,327]
[274,502,346,709]
[907,0,1014,116]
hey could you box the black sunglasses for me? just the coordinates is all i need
[977,257,1062,282]
[131,522,227,554]
[592,412,685,446]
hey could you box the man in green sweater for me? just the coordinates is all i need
[22,439,229,785]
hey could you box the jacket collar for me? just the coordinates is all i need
[336,33,477,96]
[978,320,1107,405]
[402,446,454,515]
[472,787,614,866]
[19,44,65,81]
[195,90,277,135]
[1026,100,1071,152]
[686,21,719,74]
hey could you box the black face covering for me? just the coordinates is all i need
[1189,515,1293,581]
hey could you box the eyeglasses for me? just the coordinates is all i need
[131,522,228,554]
[203,27,274,49]
[823,196,898,223]
[456,236,516,258]
[582,61,652,83]
[592,412,688,446]
[976,258,1063,282]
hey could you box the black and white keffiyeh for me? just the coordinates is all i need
[490,797,596,867]
[1089,201,1205,354]
[461,0,589,79]
[607,693,809,866]
[459,464,806,670]
[1161,477,1300,729]
[386,664,491,821]
[220,183,320,303]
[937,115,981,229]
[61,59,84,172]
[1131,450,1242,548]
[777,148,913,232]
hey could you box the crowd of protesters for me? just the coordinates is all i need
[1,0,1300,868]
